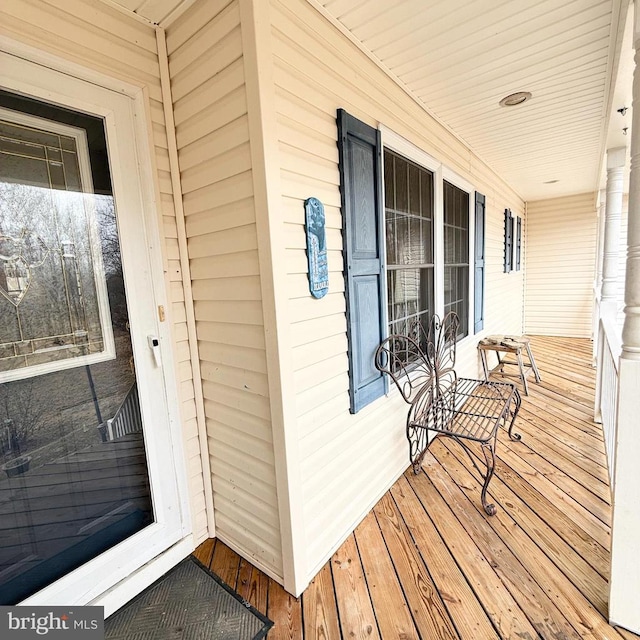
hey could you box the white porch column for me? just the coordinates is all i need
[602,148,626,303]
[609,5,640,634]
[593,189,607,360]
[596,189,607,291]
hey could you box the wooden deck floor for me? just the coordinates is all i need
[195,336,639,640]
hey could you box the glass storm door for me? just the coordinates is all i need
[0,53,185,607]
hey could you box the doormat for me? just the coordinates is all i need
[105,556,273,640]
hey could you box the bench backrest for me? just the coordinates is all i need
[375,312,460,406]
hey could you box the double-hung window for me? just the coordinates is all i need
[443,180,470,339]
[384,150,435,342]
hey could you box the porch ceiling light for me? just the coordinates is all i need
[499,91,532,107]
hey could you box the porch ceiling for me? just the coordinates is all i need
[319,0,631,201]
[114,0,632,201]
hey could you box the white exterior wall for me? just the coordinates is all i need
[268,0,526,584]
[165,0,283,579]
[525,193,597,337]
[0,0,209,543]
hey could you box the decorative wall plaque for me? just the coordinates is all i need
[304,197,329,299]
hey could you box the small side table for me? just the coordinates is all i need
[478,335,541,395]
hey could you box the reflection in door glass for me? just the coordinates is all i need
[0,99,154,604]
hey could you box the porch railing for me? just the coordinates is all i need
[595,307,621,488]
[105,382,142,442]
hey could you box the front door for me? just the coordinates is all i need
[0,50,186,606]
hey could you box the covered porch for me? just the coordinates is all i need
[194,335,633,639]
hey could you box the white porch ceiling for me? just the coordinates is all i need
[111,0,632,202]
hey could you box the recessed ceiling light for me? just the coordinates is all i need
[543,179,559,184]
[499,91,532,107]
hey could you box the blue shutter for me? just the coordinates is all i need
[504,209,513,273]
[515,216,522,271]
[474,192,485,333]
[337,109,386,413]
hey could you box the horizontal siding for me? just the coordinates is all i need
[0,0,208,543]
[269,0,526,584]
[525,193,597,337]
[166,0,283,580]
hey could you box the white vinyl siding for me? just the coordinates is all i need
[525,193,597,337]
[269,0,525,584]
[0,0,209,542]
[166,0,283,579]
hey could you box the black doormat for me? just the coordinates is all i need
[105,556,273,640]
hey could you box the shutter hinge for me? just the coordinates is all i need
[158,305,166,322]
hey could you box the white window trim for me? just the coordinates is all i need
[379,126,476,344]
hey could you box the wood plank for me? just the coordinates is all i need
[515,411,611,497]
[235,558,269,611]
[302,563,341,640]
[439,437,610,614]
[491,455,610,579]
[330,534,381,640]
[192,539,215,567]
[392,475,531,639]
[429,442,619,637]
[267,580,303,640]
[353,512,419,639]
[210,540,241,587]
[412,459,586,640]
[496,438,610,548]
[372,493,460,640]
[499,431,611,518]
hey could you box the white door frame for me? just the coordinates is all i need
[0,37,192,613]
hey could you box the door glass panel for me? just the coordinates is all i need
[0,95,154,604]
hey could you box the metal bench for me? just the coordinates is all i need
[375,313,522,515]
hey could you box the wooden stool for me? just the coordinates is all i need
[478,335,541,395]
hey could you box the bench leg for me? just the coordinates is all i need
[480,440,497,516]
[508,388,522,441]
[407,423,429,474]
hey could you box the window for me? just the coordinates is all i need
[384,150,435,343]
[474,192,486,333]
[443,181,470,339]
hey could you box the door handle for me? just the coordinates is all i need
[147,335,162,367]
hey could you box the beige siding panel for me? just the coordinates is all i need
[194,300,265,326]
[525,193,597,337]
[196,321,266,350]
[201,362,270,398]
[179,115,250,172]
[190,250,260,280]
[173,59,246,129]
[168,0,280,579]
[269,0,525,585]
[182,172,254,218]
[0,0,209,544]
[186,197,255,238]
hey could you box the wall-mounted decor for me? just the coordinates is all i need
[304,197,329,299]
